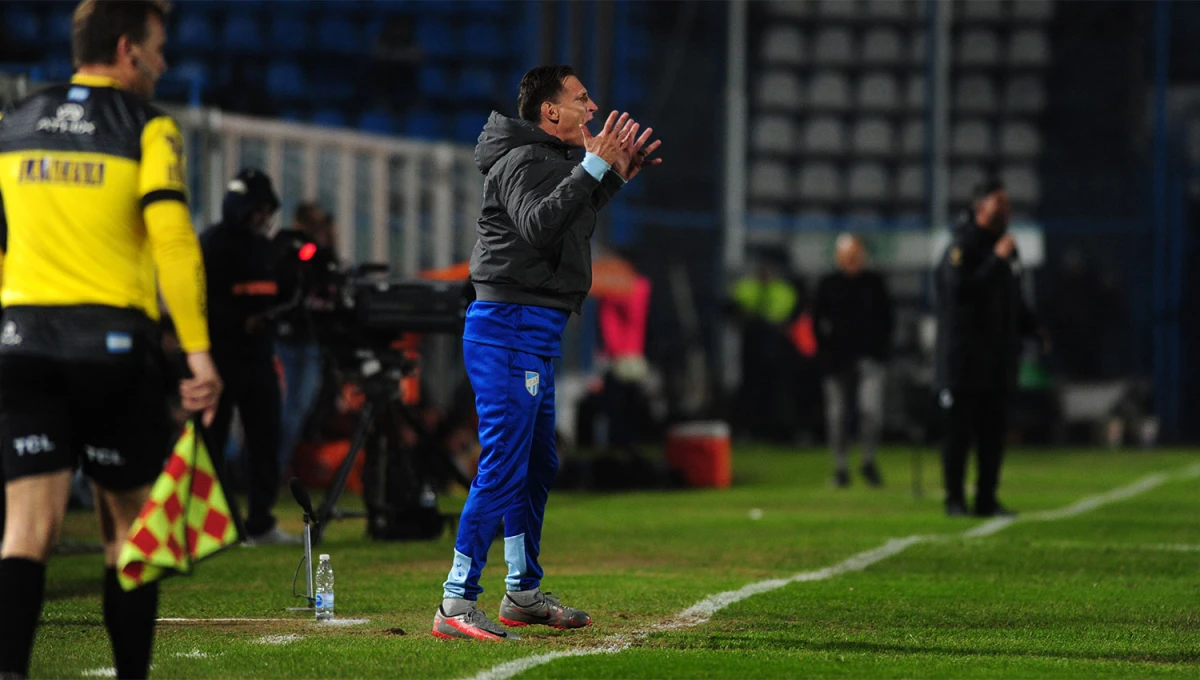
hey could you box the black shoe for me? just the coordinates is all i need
[860,462,884,488]
[832,469,850,488]
[946,501,968,517]
[973,502,1017,518]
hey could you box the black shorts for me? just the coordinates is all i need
[0,306,172,491]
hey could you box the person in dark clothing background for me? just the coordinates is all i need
[813,234,894,488]
[201,168,298,545]
[272,202,339,475]
[935,179,1048,518]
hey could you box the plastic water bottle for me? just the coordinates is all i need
[315,554,335,621]
[419,483,436,509]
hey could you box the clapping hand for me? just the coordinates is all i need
[615,124,662,181]
[581,111,635,166]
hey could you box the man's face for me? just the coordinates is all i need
[836,239,865,276]
[546,76,597,147]
[122,14,167,99]
[975,190,1012,233]
[249,205,276,234]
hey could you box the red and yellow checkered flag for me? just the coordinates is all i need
[117,419,239,591]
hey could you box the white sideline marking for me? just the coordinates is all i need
[254,634,304,645]
[158,617,295,623]
[464,463,1200,680]
[174,648,219,659]
[81,669,115,678]
[318,618,371,626]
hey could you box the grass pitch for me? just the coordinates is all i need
[32,446,1200,678]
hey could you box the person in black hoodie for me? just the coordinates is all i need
[200,168,298,545]
[813,234,894,488]
[935,179,1047,518]
[433,65,661,641]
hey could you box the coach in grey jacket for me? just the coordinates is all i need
[434,65,661,641]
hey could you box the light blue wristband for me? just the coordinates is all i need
[580,152,610,181]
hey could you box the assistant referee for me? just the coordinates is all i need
[0,2,221,677]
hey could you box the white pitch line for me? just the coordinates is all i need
[464,463,1200,680]
[158,617,296,623]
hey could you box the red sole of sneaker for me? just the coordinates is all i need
[431,629,457,640]
[498,616,529,628]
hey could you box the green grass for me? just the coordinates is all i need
[32,446,1200,678]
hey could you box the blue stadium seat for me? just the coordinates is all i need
[269,15,310,53]
[462,23,504,58]
[176,13,216,52]
[466,0,507,16]
[40,57,75,83]
[417,20,456,58]
[318,17,361,55]
[403,110,443,140]
[612,72,647,108]
[458,67,496,100]
[4,8,40,45]
[223,14,262,53]
[359,108,400,135]
[46,9,74,49]
[170,59,211,95]
[418,66,453,100]
[311,109,348,128]
[266,61,306,99]
[454,110,488,144]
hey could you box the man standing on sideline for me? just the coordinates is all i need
[813,234,894,488]
[935,179,1047,518]
[0,2,222,676]
[201,169,299,545]
[272,202,339,474]
[433,65,661,641]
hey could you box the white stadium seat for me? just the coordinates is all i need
[757,71,804,111]
[858,72,900,111]
[852,118,895,156]
[762,26,806,65]
[797,163,844,202]
[751,116,797,154]
[809,71,852,110]
[750,160,791,201]
[804,116,846,154]
[951,119,993,157]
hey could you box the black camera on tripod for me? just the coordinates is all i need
[305,264,474,544]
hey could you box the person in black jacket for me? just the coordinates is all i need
[200,168,298,545]
[935,179,1046,518]
[433,65,661,641]
[813,234,894,488]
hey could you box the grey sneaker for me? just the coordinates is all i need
[498,591,592,630]
[432,601,520,641]
[244,526,303,546]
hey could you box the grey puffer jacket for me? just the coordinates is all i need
[469,112,624,314]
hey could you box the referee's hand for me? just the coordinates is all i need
[182,351,223,426]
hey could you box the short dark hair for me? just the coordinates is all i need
[72,0,170,68]
[517,65,578,123]
[971,177,1006,206]
[294,201,328,229]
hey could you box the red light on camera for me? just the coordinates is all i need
[298,243,317,261]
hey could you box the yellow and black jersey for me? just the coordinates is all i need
[0,73,209,352]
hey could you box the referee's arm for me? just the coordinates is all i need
[140,116,209,353]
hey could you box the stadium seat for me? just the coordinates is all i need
[847,163,890,203]
[901,119,925,156]
[750,161,791,201]
[906,74,926,110]
[896,164,926,203]
[455,110,489,144]
[1011,0,1055,23]
[266,61,306,99]
[418,20,457,58]
[851,118,895,156]
[359,108,400,135]
[804,117,846,155]
[951,119,993,157]
[404,109,444,140]
[949,164,987,204]
[864,0,910,21]
[1008,29,1050,67]
[797,163,843,203]
[814,28,855,65]
[862,28,903,65]
[1002,165,1040,203]
[4,8,39,45]
[762,26,806,66]
[39,57,75,83]
[222,13,262,54]
[462,23,504,58]
[817,0,860,20]
[751,116,797,154]
[466,0,507,16]
[765,0,812,18]
[910,30,927,64]
[269,15,310,53]
[858,72,900,111]
[1000,121,1042,157]
[170,59,211,96]
[418,66,454,100]
[459,67,497,100]
[960,0,1004,22]
[46,9,74,48]
[954,75,997,113]
[613,71,647,107]
[1004,76,1046,112]
[176,13,216,52]
[958,29,1000,66]
[808,71,850,110]
[318,17,360,55]
[756,71,804,111]
[311,108,348,128]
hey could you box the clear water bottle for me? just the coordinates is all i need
[314,554,335,621]
[419,483,436,509]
